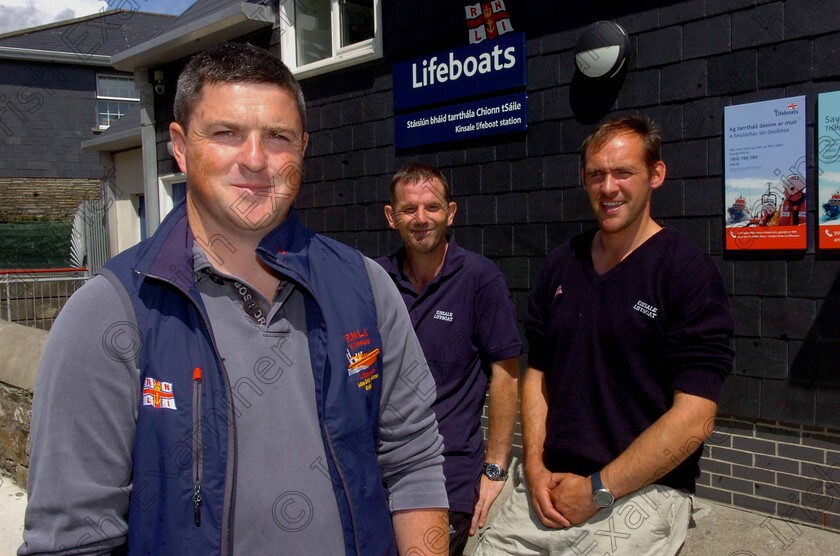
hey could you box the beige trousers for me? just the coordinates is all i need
[474,464,693,556]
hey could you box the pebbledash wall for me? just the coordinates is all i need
[287,0,840,531]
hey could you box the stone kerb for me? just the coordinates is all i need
[0,319,46,485]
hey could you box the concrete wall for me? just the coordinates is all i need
[0,319,45,486]
[111,148,144,253]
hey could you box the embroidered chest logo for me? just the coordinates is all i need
[344,328,381,390]
[142,377,177,410]
[554,285,563,297]
[434,310,454,322]
[633,300,658,319]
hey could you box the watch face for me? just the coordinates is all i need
[594,489,614,508]
[484,464,502,480]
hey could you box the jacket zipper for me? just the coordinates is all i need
[259,254,365,554]
[138,270,238,556]
[192,366,203,526]
[323,429,363,555]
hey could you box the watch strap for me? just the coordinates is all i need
[592,471,604,492]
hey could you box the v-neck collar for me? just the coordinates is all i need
[582,227,669,284]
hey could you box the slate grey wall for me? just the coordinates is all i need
[293,0,840,431]
[0,59,128,180]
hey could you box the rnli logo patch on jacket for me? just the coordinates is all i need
[142,377,177,410]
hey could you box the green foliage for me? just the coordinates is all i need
[0,221,74,270]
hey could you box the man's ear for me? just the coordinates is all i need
[170,121,188,175]
[384,205,398,229]
[300,131,310,155]
[649,160,667,190]
[446,201,457,226]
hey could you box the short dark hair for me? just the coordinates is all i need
[580,115,662,176]
[173,42,305,129]
[389,163,452,204]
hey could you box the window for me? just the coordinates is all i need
[96,75,139,129]
[279,0,382,79]
[158,173,187,220]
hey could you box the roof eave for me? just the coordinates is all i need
[0,46,112,66]
[81,128,142,153]
[111,3,275,71]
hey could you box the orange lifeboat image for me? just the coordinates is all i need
[347,348,381,375]
[823,191,840,220]
[727,196,750,224]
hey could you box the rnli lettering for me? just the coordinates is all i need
[344,328,371,350]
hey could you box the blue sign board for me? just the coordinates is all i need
[393,32,527,112]
[395,92,527,149]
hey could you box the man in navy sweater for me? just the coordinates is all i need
[476,116,734,555]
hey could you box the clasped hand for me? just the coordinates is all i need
[526,467,600,528]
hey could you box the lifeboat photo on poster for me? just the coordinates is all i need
[724,96,807,251]
[818,91,840,250]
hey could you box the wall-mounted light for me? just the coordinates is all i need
[154,70,165,95]
[574,21,630,79]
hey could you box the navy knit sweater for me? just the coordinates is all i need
[525,228,735,492]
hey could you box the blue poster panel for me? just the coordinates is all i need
[817,91,840,250]
[392,32,526,112]
[724,96,807,251]
[395,92,527,149]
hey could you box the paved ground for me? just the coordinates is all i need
[0,476,26,555]
[2,470,837,555]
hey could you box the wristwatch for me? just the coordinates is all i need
[591,471,615,508]
[482,462,508,481]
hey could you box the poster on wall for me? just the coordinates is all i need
[817,91,840,250]
[724,95,807,251]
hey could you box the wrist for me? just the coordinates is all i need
[523,459,546,476]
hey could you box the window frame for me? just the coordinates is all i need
[158,173,187,220]
[278,0,382,80]
[95,73,140,130]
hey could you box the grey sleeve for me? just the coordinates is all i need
[364,258,448,512]
[19,275,140,556]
